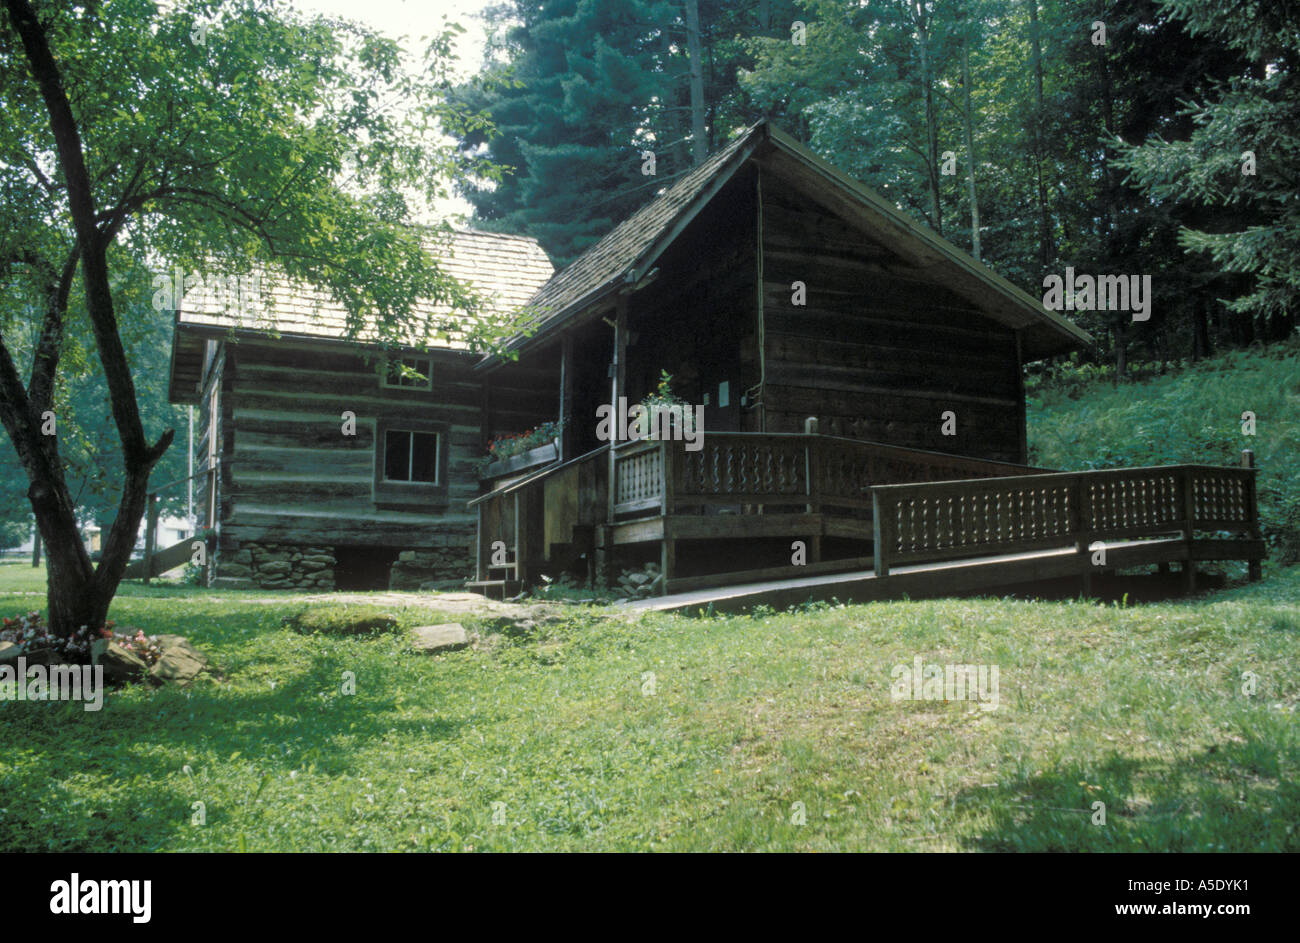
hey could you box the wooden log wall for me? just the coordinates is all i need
[627,168,761,433]
[759,181,1026,463]
[214,338,488,548]
[483,353,561,447]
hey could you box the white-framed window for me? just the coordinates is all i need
[382,428,440,485]
[381,355,433,391]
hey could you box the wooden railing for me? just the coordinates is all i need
[611,433,1044,517]
[131,466,218,582]
[870,463,1259,577]
[612,440,666,514]
[471,434,1262,595]
[469,445,610,584]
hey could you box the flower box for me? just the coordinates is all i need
[481,438,560,480]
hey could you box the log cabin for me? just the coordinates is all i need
[166,121,1264,598]
[166,227,556,589]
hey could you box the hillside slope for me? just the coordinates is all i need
[1027,341,1300,561]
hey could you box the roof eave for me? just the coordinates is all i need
[478,125,770,370]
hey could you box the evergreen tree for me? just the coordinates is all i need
[451,0,785,265]
[1117,0,1300,340]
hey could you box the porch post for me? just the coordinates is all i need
[475,503,483,582]
[872,489,891,578]
[514,490,527,589]
[1075,474,1092,597]
[805,433,821,565]
[660,440,675,593]
[1181,466,1197,594]
[1242,449,1261,581]
[603,295,629,588]
[608,296,628,517]
[559,333,575,461]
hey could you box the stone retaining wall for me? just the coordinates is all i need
[213,532,473,591]
[217,541,337,590]
[389,529,475,589]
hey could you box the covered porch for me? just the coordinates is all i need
[467,432,1263,600]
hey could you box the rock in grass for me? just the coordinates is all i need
[0,641,19,665]
[285,605,400,636]
[91,640,148,685]
[149,635,210,687]
[411,623,469,653]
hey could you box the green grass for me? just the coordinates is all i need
[0,558,51,594]
[1027,340,1300,560]
[2,560,1297,852]
[3,345,1297,851]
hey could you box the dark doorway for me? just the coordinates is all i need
[333,545,399,590]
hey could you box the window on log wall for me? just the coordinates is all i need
[380,355,433,390]
[372,418,449,509]
[384,429,439,485]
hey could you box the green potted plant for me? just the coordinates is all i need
[637,370,697,439]
[480,420,563,479]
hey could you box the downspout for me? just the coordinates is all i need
[748,163,767,430]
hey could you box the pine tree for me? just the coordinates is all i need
[1117,0,1300,337]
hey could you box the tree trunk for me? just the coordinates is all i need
[31,529,40,567]
[658,29,689,174]
[1114,320,1128,382]
[1027,0,1052,269]
[684,0,707,167]
[960,28,981,261]
[3,0,174,638]
[1193,297,1211,360]
[916,4,942,234]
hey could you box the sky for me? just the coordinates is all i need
[286,0,500,218]
[287,0,494,71]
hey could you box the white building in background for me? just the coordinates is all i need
[142,515,193,551]
[5,514,193,559]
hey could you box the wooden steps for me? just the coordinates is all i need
[467,551,523,599]
[465,579,523,600]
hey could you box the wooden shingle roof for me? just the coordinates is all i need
[493,121,1092,362]
[175,227,553,350]
[515,129,761,338]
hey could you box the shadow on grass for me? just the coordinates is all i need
[956,727,1300,852]
[0,640,464,851]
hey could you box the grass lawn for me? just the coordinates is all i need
[1,559,1297,851]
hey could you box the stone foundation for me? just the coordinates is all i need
[212,533,472,591]
[389,535,474,590]
[217,541,337,590]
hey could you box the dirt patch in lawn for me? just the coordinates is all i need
[236,590,637,626]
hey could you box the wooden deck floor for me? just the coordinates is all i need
[620,536,1264,614]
